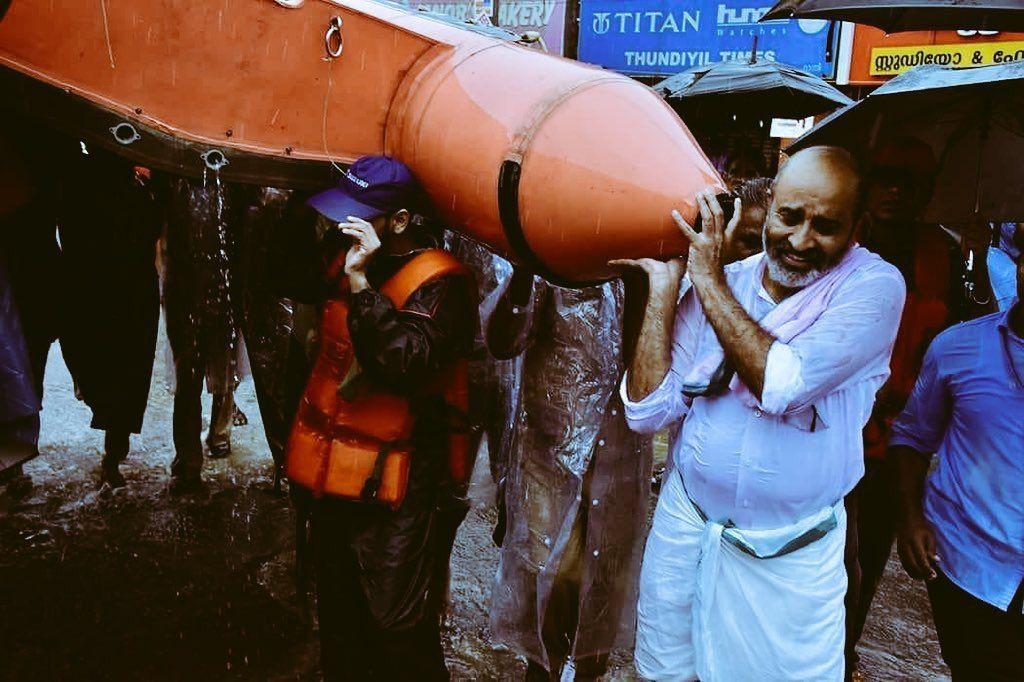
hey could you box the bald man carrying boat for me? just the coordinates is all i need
[616,147,906,680]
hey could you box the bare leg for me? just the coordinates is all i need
[206,391,234,458]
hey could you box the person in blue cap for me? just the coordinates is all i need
[284,156,476,681]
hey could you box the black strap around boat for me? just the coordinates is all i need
[497,158,601,289]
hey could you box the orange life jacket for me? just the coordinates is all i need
[285,249,472,509]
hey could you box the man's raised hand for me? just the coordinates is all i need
[608,257,686,304]
[674,189,741,287]
[340,215,381,278]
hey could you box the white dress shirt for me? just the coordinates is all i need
[622,252,906,529]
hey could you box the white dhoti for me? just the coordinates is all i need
[635,470,847,682]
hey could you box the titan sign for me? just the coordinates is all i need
[577,1,837,77]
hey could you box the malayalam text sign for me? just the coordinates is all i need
[870,40,1024,76]
[577,1,836,77]
[848,26,1024,84]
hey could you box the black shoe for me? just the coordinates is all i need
[206,442,231,459]
[2,471,33,500]
[99,463,126,489]
[169,476,207,496]
[524,660,557,682]
[232,407,248,427]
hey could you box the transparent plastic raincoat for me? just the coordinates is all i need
[445,233,523,485]
[487,276,652,672]
[161,176,243,397]
[235,187,300,469]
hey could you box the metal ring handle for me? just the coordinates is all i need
[201,149,229,171]
[325,16,343,58]
[110,122,140,145]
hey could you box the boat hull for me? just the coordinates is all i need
[0,0,722,283]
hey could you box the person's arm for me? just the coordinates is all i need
[609,256,698,435]
[681,191,908,415]
[688,267,775,397]
[610,257,685,401]
[341,216,473,388]
[891,445,937,580]
[673,190,779,398]
[987,245,1019,312]
[348,275,473,388]
[757,268,906,415]
[888,342,951,581]
[484,265,538,361]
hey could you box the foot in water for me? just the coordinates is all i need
[206,441,232,459]
[2,468,33,500]
[169,475,208,497]
[98,463,127,490]
[100,431,130,489]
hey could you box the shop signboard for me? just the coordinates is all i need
[392,0,566,54]
[848,26,1024,84]
[770,117,814,139]
[577,1,838,77]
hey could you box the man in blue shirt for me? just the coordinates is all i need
[890,224,1024,681]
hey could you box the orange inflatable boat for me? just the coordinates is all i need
[0,0,722,283]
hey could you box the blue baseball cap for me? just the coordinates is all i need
[307,155,423,222]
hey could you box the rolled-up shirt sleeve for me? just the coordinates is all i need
[759,265,906,416]
[620,284,701,434]
[890,341,950,454]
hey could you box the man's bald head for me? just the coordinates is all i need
[762,146,864,290]
[775,146,864,225]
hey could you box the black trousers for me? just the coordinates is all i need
[309,497,449,681]
[927,570,1024,681]
[170,366,234,480]
[844,457,897,673]
[166,318,237,480]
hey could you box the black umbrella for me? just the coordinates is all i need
[762,0,1024,33]
[654,59,853,120]
[789,60,1024,224]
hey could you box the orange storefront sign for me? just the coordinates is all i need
[848,26,1024,84]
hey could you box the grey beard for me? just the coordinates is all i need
[764,253,828,288]
[762,230,830,289]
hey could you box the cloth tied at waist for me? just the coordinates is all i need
[681,472,842,681]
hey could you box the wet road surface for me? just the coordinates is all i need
[0,332,949,680]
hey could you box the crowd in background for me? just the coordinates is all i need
[0,120,1021,681]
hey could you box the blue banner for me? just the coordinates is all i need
[577,1,837,78]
